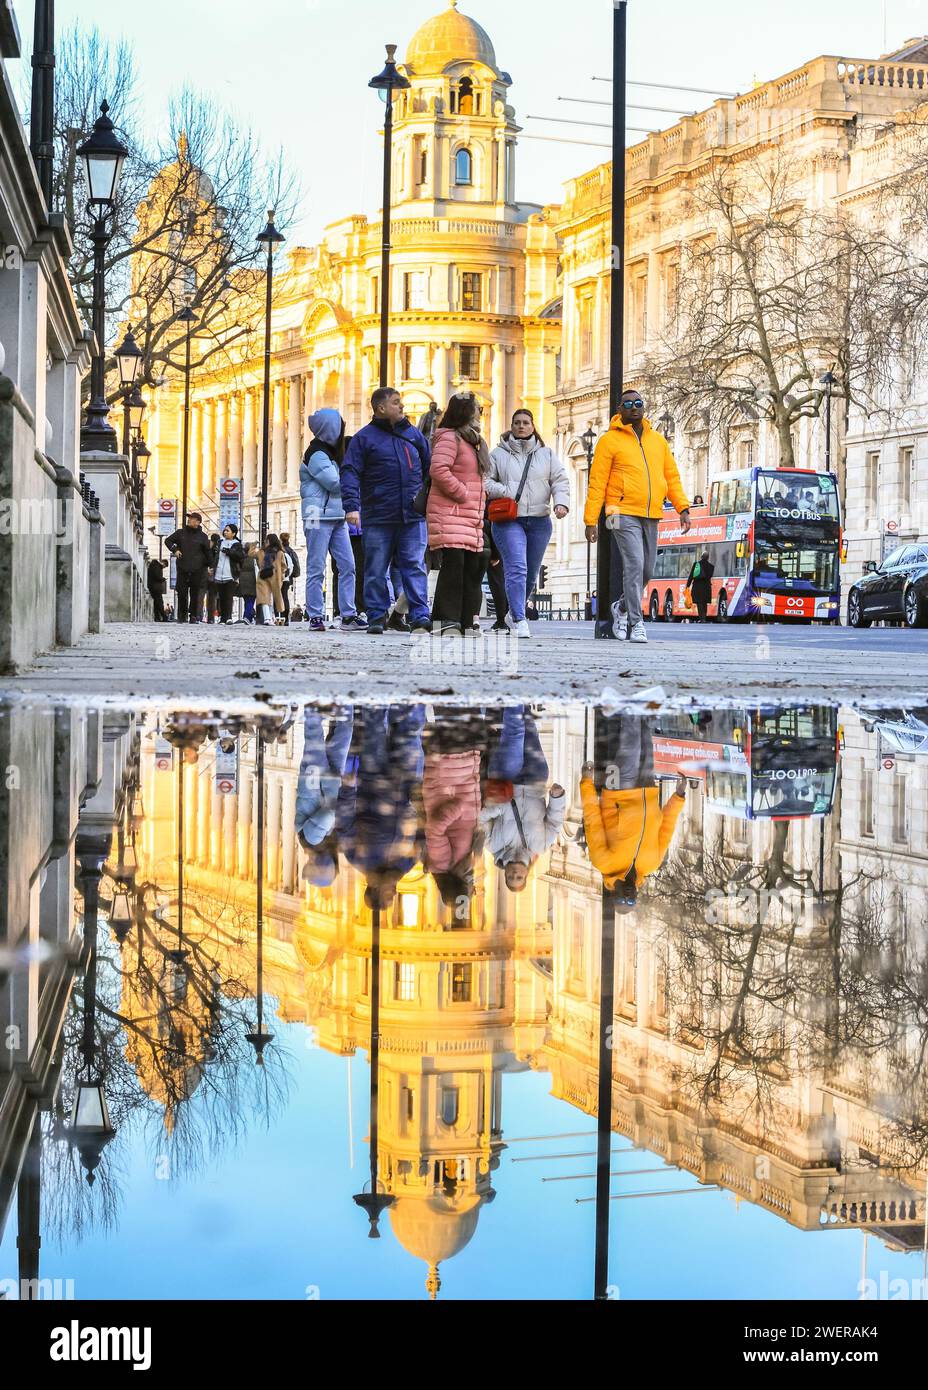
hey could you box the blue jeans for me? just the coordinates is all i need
[490,515,553,622]
[488,707,549,785]
[304,519,357,620]
[363,521,430,625]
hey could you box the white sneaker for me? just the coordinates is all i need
[611,597,627,640]
[516,619,532,639]
[628,621,648,644]
[505,612,516,630]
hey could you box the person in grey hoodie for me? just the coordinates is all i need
[486,408,570,638]
[300,408,367,632]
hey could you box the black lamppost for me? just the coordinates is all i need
[114,324,143,456]
[820,370,835,473]
[595,1,627,638]
[581,423,597,601]
[657,409,674,439]
[353,893,394,1236]
[29,0,55,209]
[78,101,129,452]
[256,211,285,542]
[177,304,197,524]
[369,45,410,389]
[246,736,274,1063]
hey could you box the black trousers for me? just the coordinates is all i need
[431,549,486,630]
[486,547,509,626]
[281,580,292,624]
[175,569,206,623]
[216,582,236,623]
[149,588,166,621]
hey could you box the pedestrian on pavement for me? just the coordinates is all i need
[417,400,441,444]
[237,543,258,623]
[341,387,432,636]
[487,408,570,640]
[165,512,212,623]
[279,531,301,626]
[581,714,686,909]
[426,391,489,636]
[300,409,366,632]
[584,388,691,644]
[256,532,286,625]
[481,706,566,892]
[686,549,715,622]
[209,523,245,625]
[147,556,168,621]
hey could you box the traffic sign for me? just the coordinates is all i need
[157,499,177,536]
[885,519,898,533]
[219,477,244,532]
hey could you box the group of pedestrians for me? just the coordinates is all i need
[153,514,302,625]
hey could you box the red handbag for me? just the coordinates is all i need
[488,453,534,524]
[484,778,515,804]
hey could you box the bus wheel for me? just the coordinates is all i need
[648,592,660,623]
[716,592,729,622]
[663,591,675,622]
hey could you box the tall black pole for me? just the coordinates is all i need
[169,757,187,962]
[29,0,55,210]
[81,216,117,451]
[593,711,616,1297]
[379,87,395,389]
[260,246,274,541]
[595,0,627,637]
[181,324,192,524]
[353,897,394,1235]
[246,736,273,1061]
[824,380,832,473]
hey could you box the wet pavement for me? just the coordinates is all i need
[2,696,928,1301]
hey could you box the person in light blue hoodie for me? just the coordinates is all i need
[300,409,367,632]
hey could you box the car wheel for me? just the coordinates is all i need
[648,592,660,623]
[716,592,728,622]
[904,586,926,628]
[848,590,871,629]
[663,591,675,622]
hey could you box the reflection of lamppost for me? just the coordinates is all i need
[246,737,274,1062]
[581,423,597,602]
[369,45,410,388]
[66,881,117,1186]
[353,892,395,1236]
[256,211,285,542]
[78,102,129,452]
[133,437,150,513]
[592,711,616,1299]
[820,370,835,472]
[177,304,197,524]
[170,758,189,964]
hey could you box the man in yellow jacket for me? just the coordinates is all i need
[584,389,691,643]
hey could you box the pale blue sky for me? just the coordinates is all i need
[10,0,928,244]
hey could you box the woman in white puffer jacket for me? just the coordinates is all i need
[486,408,570,637]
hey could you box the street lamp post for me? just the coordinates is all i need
[77,102,129,453]
[29,0,55,209]
[581,423,597,601]
[820,370,835,472]
[114,325,143,456]
[595,1,627,638]
[369,45,410,388]
[177,305,197,524]
[256,211,285,542]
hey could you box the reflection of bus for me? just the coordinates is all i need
[645,467,842,623]
[653,706,840,820]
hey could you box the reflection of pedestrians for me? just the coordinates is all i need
[423,723,483,911]
[296,707,356,886]
[582,714,686,909]
[482,707,565,892]
[345,706,426,897]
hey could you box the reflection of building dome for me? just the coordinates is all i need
[389,1193,483,1298]
[406,2,497,74]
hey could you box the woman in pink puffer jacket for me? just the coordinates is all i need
[426,391,489,634]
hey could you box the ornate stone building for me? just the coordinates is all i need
[548,39,928,607]
[142,3,562,564]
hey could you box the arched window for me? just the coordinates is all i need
[459,77,474,114]
[455,147,473,186]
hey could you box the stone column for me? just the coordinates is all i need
[287,377,302,491]
[243,390,258,495]
[266,774,281,887]
[271,382,286,492]
[302,375,313,449]
[228,393,242,479]
[434,342,451,406]
[491,346,507,443]
[361,352,373,409]
[281,777,297,895]
[202,398,216,501]
[215,396,229,482]
[190,402,203,503]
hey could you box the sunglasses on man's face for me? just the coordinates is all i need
[623,398,644,409]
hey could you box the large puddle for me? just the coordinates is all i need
[1,699,926,1300]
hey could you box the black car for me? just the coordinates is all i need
[847,543,928,628]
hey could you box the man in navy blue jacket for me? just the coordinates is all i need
[341,387,431,634]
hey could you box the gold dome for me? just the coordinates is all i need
[406,2,497,75]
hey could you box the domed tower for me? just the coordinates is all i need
[391,1,519,219]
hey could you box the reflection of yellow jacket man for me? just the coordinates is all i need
[583,416,689,524]
[580,780,685,888]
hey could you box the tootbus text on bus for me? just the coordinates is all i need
[645,467,843,623]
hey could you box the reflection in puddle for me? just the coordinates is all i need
[1,700,927,1299]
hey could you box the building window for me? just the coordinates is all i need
[893,776,908,844]
[418,143,428,185]
[458,344,480,378]
[578,291,594,370]
[866,451,880,517]
[370,275,380,313]
[900,446,914,509]
[440,1088,459,1126]
[455,148,473,185]
[404,271,427,310]
[663,260,679,327]
[461,271,482,311]
[399,891,420,926]
[450,962,473,1002]
[632,272,648,351]
[395,962,415,1002]
[739,438,755,470]
[401,345,428,380]
[860,769,874,838]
